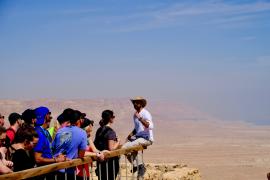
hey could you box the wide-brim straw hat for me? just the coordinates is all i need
[130,96,147,107]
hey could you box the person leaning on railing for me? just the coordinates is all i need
[34,107,66,166]
[76,115,106,179]
[94,110,121,180]
[0,126,13,174]
[10,126,39,172]
[52,109,88,180]
[33,107,66,179]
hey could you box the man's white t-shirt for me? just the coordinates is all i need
[133,108,154,142]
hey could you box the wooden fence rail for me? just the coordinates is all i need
[0,145,144,180]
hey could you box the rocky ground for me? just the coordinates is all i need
[143,163,200,180]
[90,163,201,180]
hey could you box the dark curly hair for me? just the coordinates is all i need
[14,126,38,143]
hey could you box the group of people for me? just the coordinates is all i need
[0,97,154,180]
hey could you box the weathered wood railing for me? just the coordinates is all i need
[0,145,145,180]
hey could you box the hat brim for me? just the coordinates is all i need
[131,99,147,107]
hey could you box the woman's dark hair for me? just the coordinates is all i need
[99,110,114,127]
[22,109,36,125]
[14,126,38,143]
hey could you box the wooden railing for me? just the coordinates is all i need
[0,145,145,180]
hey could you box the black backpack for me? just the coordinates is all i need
[94,126,112,151]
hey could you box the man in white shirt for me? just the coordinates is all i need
[122,96,154,180]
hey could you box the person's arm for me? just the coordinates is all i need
[34,152,64,165]
[127,129,136,140]
[135,112,150,128]
[0,160,12,174]
[138,117,150,128]
[89,138,99,153]
[108,138,120,151]
[107,128,120,151]
[0,148,13,168]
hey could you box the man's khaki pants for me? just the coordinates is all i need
[122,138,152,166]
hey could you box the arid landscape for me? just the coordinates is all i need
[0,99,269,180]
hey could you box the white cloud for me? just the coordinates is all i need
[108,1,270,32]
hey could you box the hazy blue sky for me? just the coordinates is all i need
[0,0,270,124]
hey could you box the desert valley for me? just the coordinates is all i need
[0,99,269,180]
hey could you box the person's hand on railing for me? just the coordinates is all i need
[55,154,67,163]
[96,151,105,161]
[126,135,136,143]
[2,160,13,168]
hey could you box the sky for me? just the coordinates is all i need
[0,0,270,124]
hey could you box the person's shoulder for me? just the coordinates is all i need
[6,128,15,133]
[34,126,42,133]
[73,126,87,135]
[142,108,151,115]
[72,126,83,131]
[101,126,114,134]
[106,127,116,135]
[96,127,102,132]
[107,126,115,132]
[58,126,70,132]
[14,148,27,154]
[35,127,45,137]
[13,149,28,158]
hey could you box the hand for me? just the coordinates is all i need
[97,152,105,161]
[127,135,136,142]
[56,154,66,162]
[3,160,13,167]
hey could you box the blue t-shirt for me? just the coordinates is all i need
[52,126,87,173]
[34,126,53,159]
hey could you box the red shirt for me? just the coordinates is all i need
[77,146,92,177]
[6,127,16,144]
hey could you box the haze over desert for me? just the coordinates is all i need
[0,98,269,180]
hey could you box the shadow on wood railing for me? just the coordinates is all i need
[0,145,144,180]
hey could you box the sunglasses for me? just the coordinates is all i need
[0,116,4,119]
